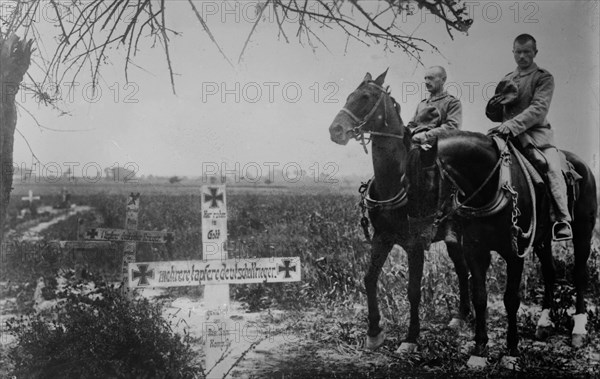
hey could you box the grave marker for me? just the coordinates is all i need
[69,193,172,294]
[21,190,40,204]
[127,184,301,374]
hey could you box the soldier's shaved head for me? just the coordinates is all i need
[514,34,537,51]
[424,66,447,96]
[429,66,447,81]
[513,34,538,70]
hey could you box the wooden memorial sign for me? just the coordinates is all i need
[126,185,301,374]
[127,257,301,288]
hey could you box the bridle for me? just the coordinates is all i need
[340,81,404,154]
[347,81,407,242]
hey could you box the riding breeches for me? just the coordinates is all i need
[523,145,571,223]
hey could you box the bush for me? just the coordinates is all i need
[6,281,202,379]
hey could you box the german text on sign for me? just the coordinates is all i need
[128,257,301,288]
[84,228,174,243]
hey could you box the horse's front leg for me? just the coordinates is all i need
[500,254,524,370]
[396,240,424,353]
[464,241,491,368]
[446,241,472,329]
[364,232,394,350]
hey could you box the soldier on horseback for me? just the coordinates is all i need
[487,34,572,241]
[408,66,462,144]
[407,66,463,244]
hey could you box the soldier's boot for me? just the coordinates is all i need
[547,169,572,241]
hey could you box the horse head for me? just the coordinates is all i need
[329,70,407,148]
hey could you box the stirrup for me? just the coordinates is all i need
[552,221,572,241]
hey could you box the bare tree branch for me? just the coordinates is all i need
[187,0,234,68]
[3,0,472,105]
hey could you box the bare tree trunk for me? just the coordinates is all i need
[0,35,33,242]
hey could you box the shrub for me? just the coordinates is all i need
[6,280,202,379]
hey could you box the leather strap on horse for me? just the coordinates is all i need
[341,82,404,154]
[508,142,536,258]
[436,136,537,258]
[434,136,511,227]
[358,176,409,243]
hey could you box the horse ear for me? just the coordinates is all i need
[362,73,372,83]
[374,68,389,86]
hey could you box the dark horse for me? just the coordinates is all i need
[329,71,472,353]
[330,71,597,367]
[411,129,597,366]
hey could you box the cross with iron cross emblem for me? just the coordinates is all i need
[204,187,224,208]
[278,259,297,279]
[132,264,154,286]
[86,228,98,239]
[128,192,141,206]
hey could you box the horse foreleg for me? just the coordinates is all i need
[464,244,491,368]
[446,241,471,329]
[396,242,424,354]
[503,256,524,357]
[535,242,556,340]
[364,234,394,350]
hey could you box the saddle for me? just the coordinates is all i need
[501,139,582,220]
[454,137,581,252]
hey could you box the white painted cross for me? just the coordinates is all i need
[21,190,40,204]
[127,185,301,375]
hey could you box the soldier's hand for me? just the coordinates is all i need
[487,123,512,136]
[488,94,504,107]
[411,131,430,144]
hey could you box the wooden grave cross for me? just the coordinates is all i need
[126,185,301,375]
[81,193,174,294]
[21,190,40,204]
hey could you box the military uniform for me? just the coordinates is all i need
[410,91,463,244]
[486,63,571,227]
[409,91,462,136]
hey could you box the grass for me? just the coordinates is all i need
[1,181,599,377]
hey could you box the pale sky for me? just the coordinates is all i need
[10,0,600,181]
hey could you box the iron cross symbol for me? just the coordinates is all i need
[132,264,154,286]
[278,259,297,279]
[86,228,98,239]
[163,233,174,244]
[128,192,141,206]
[205,187,224,208]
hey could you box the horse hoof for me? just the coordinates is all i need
[395,342,418,354]
[572,333,587,348]
[448,317,465,330]
[466,355,488,369]
[500,355,521,371]
[535,325,553,340]
[365,331,385,351]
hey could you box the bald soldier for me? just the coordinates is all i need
[408,66,462,244]
[487,34,572,240]
[409,66,462,144]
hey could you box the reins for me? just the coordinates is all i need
[433,135,511,227]
[341,82,404,154]
[349,81,408,242]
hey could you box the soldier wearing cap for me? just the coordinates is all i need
[487,33,572,240]
[409,66,462,144]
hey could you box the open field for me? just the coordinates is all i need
[1,181,599,377]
